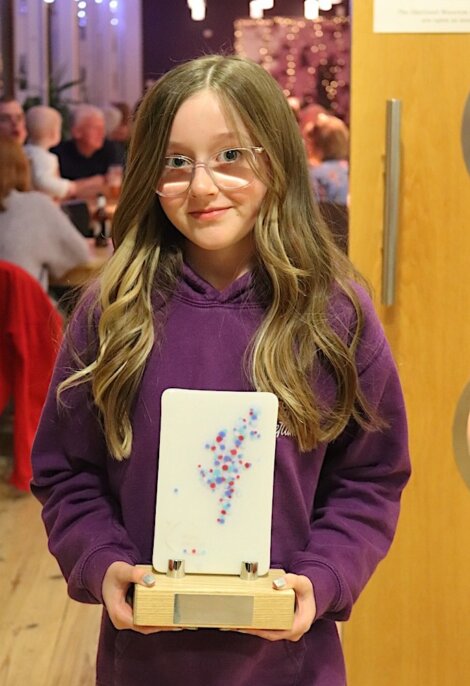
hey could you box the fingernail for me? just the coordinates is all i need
[273,577,286,589]
[143,573,156,586]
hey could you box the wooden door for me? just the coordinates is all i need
[344,3,470,684]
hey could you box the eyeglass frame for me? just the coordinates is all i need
[156,146,265,197]
[0,113,25,125]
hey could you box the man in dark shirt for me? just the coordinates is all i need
[52,104,120,180]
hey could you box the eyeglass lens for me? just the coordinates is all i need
[0,114,24,124]
[157,149,257,196]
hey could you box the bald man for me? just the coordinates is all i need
[0,97,27,144]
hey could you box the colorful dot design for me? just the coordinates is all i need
[198,408,261,524]
[182,548,207,556]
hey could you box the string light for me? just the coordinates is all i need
[318,0,333,10]
[234,15,349,117]
[304,1,319,20]
[187,0,206,21]
[109,0,119,26]
[249,1,265,19]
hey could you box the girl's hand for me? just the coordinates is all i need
[102,561,182,635]
[237,573,316,642]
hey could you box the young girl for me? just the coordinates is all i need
[31,55,410,686]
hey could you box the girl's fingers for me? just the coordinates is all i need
[237,573,316,642]
[107,565,181,634]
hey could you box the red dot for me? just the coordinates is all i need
[222,465,228,471]
[216,436,222,442]
[211,445,216,451]
[192,549,196,554]
[210,483,216,489]
[239,435,244,441]
[221,510,226,515]
[245,462,251,468]
[230,449,237,455]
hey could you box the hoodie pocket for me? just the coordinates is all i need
[113,628,306,686]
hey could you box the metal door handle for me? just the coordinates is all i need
[382,99,402,306]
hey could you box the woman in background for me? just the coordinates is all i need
[307,113,349,205]
[0,137,89,292]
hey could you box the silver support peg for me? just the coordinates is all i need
[240,561,258,580]
[167,559,185,578]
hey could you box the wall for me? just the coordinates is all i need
[142,0,349,83]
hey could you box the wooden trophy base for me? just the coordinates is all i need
[133,566,295,629]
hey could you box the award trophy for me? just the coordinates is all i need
[133,389,295,630]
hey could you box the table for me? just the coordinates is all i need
[50,238,113,288]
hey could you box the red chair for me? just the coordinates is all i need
[0,261,63,491]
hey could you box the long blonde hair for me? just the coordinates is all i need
[59,54,376,459]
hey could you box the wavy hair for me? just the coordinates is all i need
[59,54,377,459]
[0,138,31,210]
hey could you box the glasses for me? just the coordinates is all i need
[0,114,25,125]
[156,146,264,197]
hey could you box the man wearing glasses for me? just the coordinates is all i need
[0,97,27,145]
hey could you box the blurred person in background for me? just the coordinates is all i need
[298,104,328,140]
[0,138,89,292]
[110,101,132,165]
[0,97,27,145]
[111,102,131,142]
[25,106,104,200]
[52,104,120,182]
[102,105,123,140]
[306,113,349,205]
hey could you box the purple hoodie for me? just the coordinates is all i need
[31,264,410,686]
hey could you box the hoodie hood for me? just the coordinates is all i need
[174,262,259,307]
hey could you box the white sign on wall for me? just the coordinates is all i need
[374,0,470,33]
